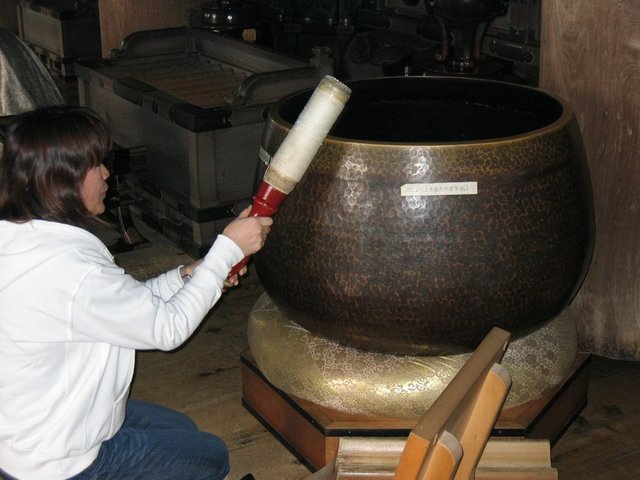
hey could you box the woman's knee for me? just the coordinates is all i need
[201,433,230,479]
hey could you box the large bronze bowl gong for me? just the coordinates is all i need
[254,76,594,355]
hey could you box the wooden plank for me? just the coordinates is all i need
[552,357,640,479]
[307,437,556,480]
[540,0,640,360]
[479,439,553,469]
[475,471,557,480]
[453,365,511,479]
[332,438,403,479]
[396,327,511,480]
[419,431,462,480]
[241,355,340,470]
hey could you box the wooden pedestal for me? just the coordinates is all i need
[241,350,591,471]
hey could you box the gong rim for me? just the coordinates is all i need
[269,76,574,147]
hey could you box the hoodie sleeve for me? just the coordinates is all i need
[69,234,244,350]
[143,268,184,300]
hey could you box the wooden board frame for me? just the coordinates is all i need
[241,350,591,471]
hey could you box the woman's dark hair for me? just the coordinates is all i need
[0,105,110,227]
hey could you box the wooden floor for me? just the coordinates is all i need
[97,214,640,480]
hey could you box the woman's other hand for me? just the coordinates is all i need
[223,266,248,290]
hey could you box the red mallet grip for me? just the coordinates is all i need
[227,181,287,277]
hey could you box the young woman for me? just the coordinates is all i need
[0,105,273,480]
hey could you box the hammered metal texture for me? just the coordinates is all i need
[255,77,594,354]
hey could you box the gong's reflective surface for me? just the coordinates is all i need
[255,76,594,354]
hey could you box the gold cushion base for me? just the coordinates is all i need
[248,293,578,419]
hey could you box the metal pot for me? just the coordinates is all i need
[255,76,594,355]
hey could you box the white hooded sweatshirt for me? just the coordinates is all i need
[0,219,243,480]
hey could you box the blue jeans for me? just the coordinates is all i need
[68,399,230,480]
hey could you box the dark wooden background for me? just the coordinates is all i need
[540,1,640,359]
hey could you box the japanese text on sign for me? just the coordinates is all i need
[400,182,478,196]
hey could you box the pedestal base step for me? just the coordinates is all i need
[241,350,590,470]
